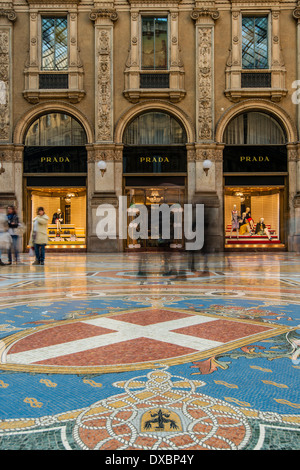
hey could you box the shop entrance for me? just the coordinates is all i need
[124,186,185,251]
[122,111,188,251]
[23,112,88,252]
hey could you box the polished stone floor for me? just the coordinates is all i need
[0,251,299,451]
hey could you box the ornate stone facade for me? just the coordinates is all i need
[1,0,300,252]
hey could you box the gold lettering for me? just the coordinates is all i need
[165,157,169,162]
[246,157,251,162]
[266,156,269,161]
[240,156,245,161]
[46,157,51,162]
[146,157,151,162]
[41,157,45,162]
[253,156,257,161]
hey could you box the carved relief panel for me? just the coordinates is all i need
[0,29,10,142]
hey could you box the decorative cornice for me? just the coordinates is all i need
[191,8,220,21]
[26,0,80,4]
[89,9,118,22]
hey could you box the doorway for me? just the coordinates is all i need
[124,186,185,251]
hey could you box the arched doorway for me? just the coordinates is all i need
[222,111,288,250]
[122,111,187,251]
[23,112,88,251]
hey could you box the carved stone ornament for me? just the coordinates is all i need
[96,30,113,141]
[191,8,220,21]
[89,9,118,22]
[197,27,213,141]
[0,30,10,142]
[293,7,300,20]
[0,7,17,22]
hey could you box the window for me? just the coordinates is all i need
[123,112,186,145]
[223,112,286,145]
[141,17,168,70]
[42,17,68,70]
[25,113,87,146]
[242,17,268,69]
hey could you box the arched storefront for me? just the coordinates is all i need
[23,112,88,251]
[122,111,188,250]
[221,110,289,250]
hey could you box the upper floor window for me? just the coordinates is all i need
[42,17,68,70]
[141,17,168,70]
[242,16,268,69]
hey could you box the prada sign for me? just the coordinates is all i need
[123,146,186,174]
[223,146,287,173]
[24,147,87,173]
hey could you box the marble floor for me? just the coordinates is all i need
[0,251,299,451]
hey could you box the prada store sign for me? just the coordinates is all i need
[123,146,187,173]
[24,147,87,173]
[223,146,287,173]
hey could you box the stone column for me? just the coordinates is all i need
[191,7,222,251]
[88,9,119,252]
[287,144,300,252]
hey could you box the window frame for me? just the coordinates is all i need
[41,15,69,71]
[140,15,169,71]
[241,14,270,70]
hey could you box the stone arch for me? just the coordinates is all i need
[114,100,195,144]
[215,100,298,144]
[13,101,94,145]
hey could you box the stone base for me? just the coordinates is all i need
[87,236,119,253]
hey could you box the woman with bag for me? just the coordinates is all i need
[29,207,49,265]
[7,206,22,265]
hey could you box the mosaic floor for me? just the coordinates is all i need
[0,251,299,451]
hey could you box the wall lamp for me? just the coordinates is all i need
[97,160,107,177]
[203,159,212,176]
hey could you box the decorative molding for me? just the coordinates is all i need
[196,26,214,142]
[0,29,10,142]
[95,28,113,142]
[89,9,118,23]
[0,7,17,22]
[191,8,220,22]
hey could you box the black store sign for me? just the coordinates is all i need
[123,146,187,174]
[223,146,287,173]
[24,147,87,173]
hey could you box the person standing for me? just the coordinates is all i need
[7,206,21,264]
[29,207,49,265]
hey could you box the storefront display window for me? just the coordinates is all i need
[223,111,287,250]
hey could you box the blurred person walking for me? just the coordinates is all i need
[0,205,11,266]
[7,206,21,264]
[29,207,49,265]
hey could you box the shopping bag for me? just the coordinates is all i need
[29,247,35,258]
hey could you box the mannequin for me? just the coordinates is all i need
[245,207,255,232]
[255,218,272,240]
[52,209,63,234]
[239,212,252,235]
[230,204,240,239]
